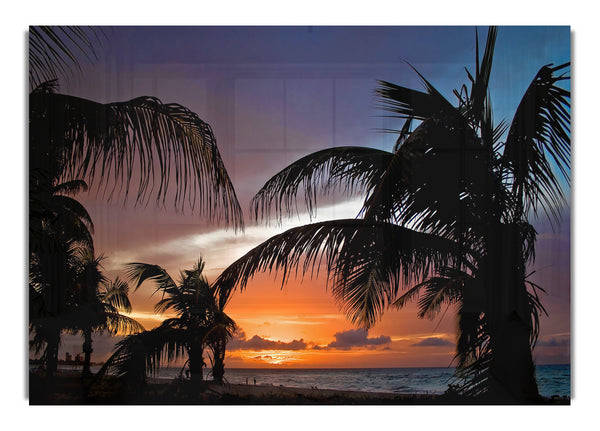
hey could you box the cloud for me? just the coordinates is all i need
[537,337,570,347]
[533,352,571,365]
[227,327,393,353]
[324,329,391,350]
[411,337,453,347]
[228,329,307,351]
[97,197,364,279]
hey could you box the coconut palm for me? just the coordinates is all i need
[99,259,236,384]
[29,26,243,376]
[29,178,95,377]
[29,78,243,229]
[215,27,570,402]
[30,177,94,256]
[29,26,103,90]
[68,251,144,376]
[29,239,82,378]
[29,26,243,227]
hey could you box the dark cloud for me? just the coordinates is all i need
[533,352,571,365]
[411,337,453,347]
[252,355,273,360]
[537,337,570,347]
[228,329,307,351]
[325,329,391,350]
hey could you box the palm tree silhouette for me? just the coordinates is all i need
[29,78,243,228]
[99,259,236,384]
[30,240,81,378]
[29,26,243,376]
[216,28,570,402]
[29,178,95,377]
[29,26,243,226]
[69,252,144,376]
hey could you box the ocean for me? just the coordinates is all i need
[80,363,570,398]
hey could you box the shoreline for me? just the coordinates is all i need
[197,381,441,403]
[29,371,570,405]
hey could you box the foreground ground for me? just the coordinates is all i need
[28,372,570,405]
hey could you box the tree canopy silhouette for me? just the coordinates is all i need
[216,27,570,402]
[99,259,236,384]
[29,25,243,377]
[67,252,144,376]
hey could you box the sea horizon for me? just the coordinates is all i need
[58,363,569,398]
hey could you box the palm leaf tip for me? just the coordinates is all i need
[29,26,102,89]
[30,92,245,230]
[250,146,393,222]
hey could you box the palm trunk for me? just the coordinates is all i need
[484,223,540,403]
[188,345,205,382]
[487,310,539,402]
[82,328,93,377]
[210,338,226,383]
[44,327,60,379]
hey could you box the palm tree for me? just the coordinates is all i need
[29,26,243,376]
[29,240,81,378]
[99,259,236,384]
[29,26,243,227]
[29,26,103,91]
[29,78,243,229]
[215,27,570,402]
[29,178,94,377]
[69,251,144,376]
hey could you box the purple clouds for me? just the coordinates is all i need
[228,330,307,351]
[322,329,391,350]
[411,337,453,347]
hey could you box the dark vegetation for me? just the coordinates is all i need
[215,27,570,402]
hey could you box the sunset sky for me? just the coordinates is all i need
[49,26,571,369]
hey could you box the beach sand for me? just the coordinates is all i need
[29,371,569,405]
[199,382,440,404]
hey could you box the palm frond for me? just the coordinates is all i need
[29,26,102,89]
[466,26,498,127]
[204,312,237,344]
[100,277,133,312]
[392,267,471,320]
[251,146,393,222]
[454,310,491,381]
[361,114,491,238]
[30,92,244,229]
[125,263,178,293]
[101,312,145,335]
[375,77,455,121]
[215,219,355,294]
[330,223,462,327]
[51,194,94,233]
[31,78,60,95]
[98,326,187,384]
[525,278,548,346]
[52,179,89,196]
[502,63,571,223]
[216,219,460,326]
